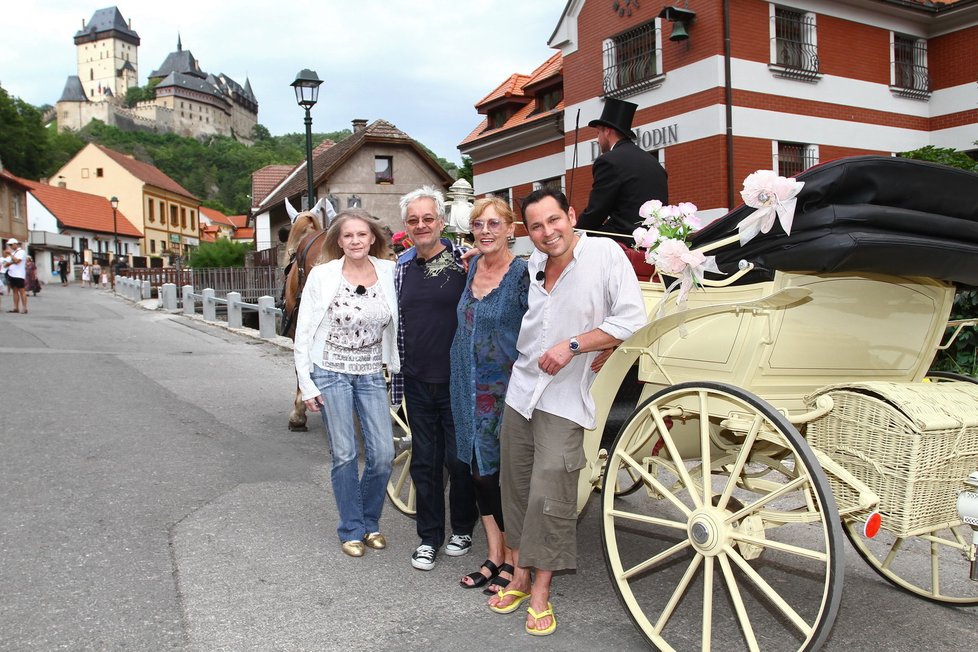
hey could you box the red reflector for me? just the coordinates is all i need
[863,512,882,538]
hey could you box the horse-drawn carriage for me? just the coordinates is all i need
[384,155,978,650]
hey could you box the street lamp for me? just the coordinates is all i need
[291,69,323,210]
[110,196,119,262]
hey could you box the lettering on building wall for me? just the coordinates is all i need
[590,123,679,161]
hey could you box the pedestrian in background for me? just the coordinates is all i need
[58,257,69,286]
[81,261,91,287]
[26,256,41,296]
[450,197,529,594]
[3,239,29,313]
[292,210,399,558]
[91,261,102,289]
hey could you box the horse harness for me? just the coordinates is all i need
[278,229,327,337]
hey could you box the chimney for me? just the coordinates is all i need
[352,119,367,133]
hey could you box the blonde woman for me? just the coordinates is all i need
[293,210,399,557]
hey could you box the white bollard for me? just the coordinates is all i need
[227,292,242,329]
[202,288,216,322]
[160,283,177,310]
[141,280,151,301]
[258,296,277,339]
[182,285,195,315]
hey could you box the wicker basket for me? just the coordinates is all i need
[805,381,978,537]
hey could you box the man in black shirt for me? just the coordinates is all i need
[393,186,478,571]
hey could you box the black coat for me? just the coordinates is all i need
[577,139,668,242]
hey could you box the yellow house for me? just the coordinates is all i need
[51,143,201,261]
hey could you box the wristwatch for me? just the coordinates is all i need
[569,336,581,354]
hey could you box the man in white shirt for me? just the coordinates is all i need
[488,187,645,636]
[4,239,28,314]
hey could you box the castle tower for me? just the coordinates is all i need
[74,7,140,101]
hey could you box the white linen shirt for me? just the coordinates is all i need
[6,248,26,279]
[505,233,646,429]
[293,256,400,401]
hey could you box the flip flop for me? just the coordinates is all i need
[488,589,530,614]
[460,559,499,589]
[526,603,556,636]
[483,562,514,595]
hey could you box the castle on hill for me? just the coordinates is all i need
[55,7,259,144]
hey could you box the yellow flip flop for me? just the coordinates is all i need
[488,589,530,614]
[526,603,556,636]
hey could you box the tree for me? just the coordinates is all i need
[457,156,473,185]
[902,145,978,375]
[188,238,252,268]
[0,84,51,178]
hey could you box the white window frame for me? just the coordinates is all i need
[768,4,821,81]
[889,31,930,99]
[772,140,819,176]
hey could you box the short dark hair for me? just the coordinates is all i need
[520,186,570,223]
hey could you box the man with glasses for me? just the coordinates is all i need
[393,186,479,571]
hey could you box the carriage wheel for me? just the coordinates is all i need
[386,399,416,517]
[601,382,844,651]
[843,519,978,604]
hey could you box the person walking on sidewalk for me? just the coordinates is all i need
[58,257,69,286]
[392,186,479,572]
[91,262,102,289]
[292,210,399,558]
[3,239,29,313]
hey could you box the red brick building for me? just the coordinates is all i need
[460,0,978,224]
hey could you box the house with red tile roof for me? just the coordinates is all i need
[13,175,141,280]
[253,119,454,253]
[51,143,201,262]
[462,0,978,226]
[1,168,31,247]
[199,206,255,245]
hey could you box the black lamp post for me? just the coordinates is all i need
[291,69,323,210]
[110,196,119,263]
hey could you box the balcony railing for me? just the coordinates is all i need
[603,22,662,98]
[892,38,930,99]
[771,10,820,80]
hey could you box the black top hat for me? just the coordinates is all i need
[588,98,637,139]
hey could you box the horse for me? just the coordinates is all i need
[281,196,335,431]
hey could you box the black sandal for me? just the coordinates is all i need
[460,559,500,589]
[483,563,515,595]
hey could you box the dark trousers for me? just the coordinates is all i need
[404,375,479,548]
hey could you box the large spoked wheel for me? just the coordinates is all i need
[386,399,416,516]
[601,382,844,651]
[843,519,978,604]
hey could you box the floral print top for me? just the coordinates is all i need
[319,277,391,375]
[449,255,530,475]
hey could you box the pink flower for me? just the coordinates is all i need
[632,227,658,249]
[652,238,705,276]
[638,199,664,222]
[737,170,805,245]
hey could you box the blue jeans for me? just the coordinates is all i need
[404,375,479,548]
[311,366,395,543]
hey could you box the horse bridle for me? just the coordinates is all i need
[279,228,328,337]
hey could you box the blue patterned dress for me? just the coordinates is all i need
[450,255,530,476]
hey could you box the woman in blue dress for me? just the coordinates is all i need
[450,197,529,593]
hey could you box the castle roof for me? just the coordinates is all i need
[74,7,139,46]
[154,71,230,108]
[58,76,89,103]
[149,41,204,80]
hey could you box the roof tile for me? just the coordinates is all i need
[16,176,142,236]
[96,145,199,201]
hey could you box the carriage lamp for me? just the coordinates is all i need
[957,471,978,581]
[291,69,323,210]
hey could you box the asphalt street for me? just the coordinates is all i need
[0,283,975,651]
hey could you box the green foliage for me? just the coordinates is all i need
[457,156,473,185]
[189,238,251,268]
[124,85,154,107]
[902,144,978,376]
[0,85,52,178]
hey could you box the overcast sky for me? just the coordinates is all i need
[2,1,563,164]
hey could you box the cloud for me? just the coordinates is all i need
[3,1,560,164]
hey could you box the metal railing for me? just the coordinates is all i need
[121,266,283,301]
[603,22,661,98]
[771,9,819,80]
[892,36,930,98]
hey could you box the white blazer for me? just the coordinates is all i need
[292,256,400,401]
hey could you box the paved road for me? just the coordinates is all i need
[1,284,975,651]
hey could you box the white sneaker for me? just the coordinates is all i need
[411,544,437,570]
[445,534,472,557]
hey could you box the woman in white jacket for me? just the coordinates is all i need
[293,210,399,557]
